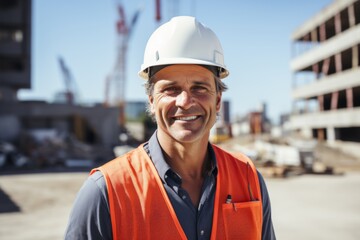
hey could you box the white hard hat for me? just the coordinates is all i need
[139,16,229,79]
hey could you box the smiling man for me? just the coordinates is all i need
[150,65,219,144]
[65,16,276,240]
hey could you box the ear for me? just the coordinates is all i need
[216,92,222,112]
[148,95,155,114]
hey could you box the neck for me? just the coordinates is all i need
[157,133,209,179]
[157,132,212,206]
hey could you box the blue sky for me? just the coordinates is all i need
[19,0,333,123]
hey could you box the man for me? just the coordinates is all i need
[65,16,276,240]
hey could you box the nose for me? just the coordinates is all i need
[175,90,193,109]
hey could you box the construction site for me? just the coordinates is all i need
[1,0,360,239]
[0,0,156,170]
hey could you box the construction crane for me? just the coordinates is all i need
[155,0,184,24]
[104,1,141,131]
[58,56,79,104]
[155,0,161,22]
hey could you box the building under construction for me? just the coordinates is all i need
[289,0,360,146]
[0,1,124,167]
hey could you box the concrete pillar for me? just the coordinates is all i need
[318,95,324,111]
[335,13,342,34]
[311,28,318,42]
[318,129,325,141]
[353,45,359,68]
[322,58,330,76]
[335,53,342,73]
[320,23,326,42]
[331,91,339,110]
[326,127,336,145]
[348,4,356,27]
[346,88,353,108]
[312,63,319,79]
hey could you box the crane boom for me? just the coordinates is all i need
[155,0,161,22]
[105,2,141,130]
[58,56,77,104]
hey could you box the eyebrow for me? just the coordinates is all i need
[192,80,212,88]
[154,77,213,88]
[155,80,177,88]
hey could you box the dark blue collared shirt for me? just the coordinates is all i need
[65,132,276,240]
[144,133,217,239]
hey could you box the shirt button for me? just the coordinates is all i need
[200,230,205,236]
[164,175,168,179]
[182,195,186,200]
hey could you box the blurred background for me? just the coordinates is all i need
[0,0,360,239]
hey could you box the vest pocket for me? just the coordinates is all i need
[222,201,262,240]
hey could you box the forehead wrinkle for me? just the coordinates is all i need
[152,66,215,90]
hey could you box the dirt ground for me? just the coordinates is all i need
[0,170,88,240]
[269,171,360,240]
[1,169,360,240]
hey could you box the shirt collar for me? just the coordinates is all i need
[144,131,218,183]
[146,131,172,183]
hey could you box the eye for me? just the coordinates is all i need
[163,87,180,95]
[192,85,208,94]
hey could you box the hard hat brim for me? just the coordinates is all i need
[139,57,229,80]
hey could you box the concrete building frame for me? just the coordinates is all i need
[289,0,360,144]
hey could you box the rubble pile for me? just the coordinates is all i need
[218,135,347,177]
[0,130,101,170]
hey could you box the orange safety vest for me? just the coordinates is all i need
[92,144,263,240]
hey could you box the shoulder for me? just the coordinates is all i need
[212,144,251,160]
[89,170,108,195]
[211,144,255,169]
[99,145,147,170]
[65,171,111,239]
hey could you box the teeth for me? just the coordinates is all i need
[175,116,197,121]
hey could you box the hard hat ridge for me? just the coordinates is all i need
[139,16,229,79]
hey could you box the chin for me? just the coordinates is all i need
[170,129,207,143]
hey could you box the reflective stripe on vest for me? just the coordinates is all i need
[92,144,262,240]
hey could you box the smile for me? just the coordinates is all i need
[173,115,199,121]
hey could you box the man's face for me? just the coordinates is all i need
[149,64,222,144]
